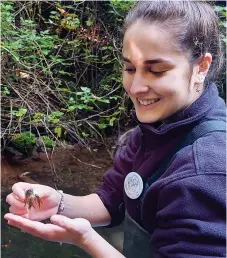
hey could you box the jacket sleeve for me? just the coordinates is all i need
[94,127,141,227]
[152,173,226,258]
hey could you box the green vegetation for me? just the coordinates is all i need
[1,1,134,149]
[10,132,56,154]
[1,2,226,258]
[215,4,227,99]
[39,135,56,149]
[11,132,36,154]
[1,1,225,151]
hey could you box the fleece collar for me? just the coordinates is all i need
[132,82,219,133]
[131,83,220,147]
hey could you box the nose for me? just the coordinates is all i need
[129,73,149,95]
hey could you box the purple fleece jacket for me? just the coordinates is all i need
[95,83,226,257]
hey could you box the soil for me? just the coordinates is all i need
[1,143,114,197]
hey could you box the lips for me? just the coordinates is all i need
[138,98,160,106]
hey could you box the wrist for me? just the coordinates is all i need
[82,228,125,258]
[81,228,102,256]
[56,190,65,215]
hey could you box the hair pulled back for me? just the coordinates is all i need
[124,1,224,83]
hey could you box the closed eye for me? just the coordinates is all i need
[124,68,136,74]
[150,70,166,76]
[124,67,167,76]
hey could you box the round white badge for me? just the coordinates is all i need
[124,172,144,199]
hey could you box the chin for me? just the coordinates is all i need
[136,114,161,124]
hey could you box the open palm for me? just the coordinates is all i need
[4,213,92,247]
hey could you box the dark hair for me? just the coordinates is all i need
[124,1,224,83]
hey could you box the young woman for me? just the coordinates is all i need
[5,1,226,257]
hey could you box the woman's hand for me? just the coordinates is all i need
[4,213,93,248]
[6,182,61,221]
[4,213,125,258]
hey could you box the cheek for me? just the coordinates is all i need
[157,74,187,97]
[151,78,176,97]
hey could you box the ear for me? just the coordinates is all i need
[194,53,212,84]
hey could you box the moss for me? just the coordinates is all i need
[11,132,36,154]
[40,136,56,149]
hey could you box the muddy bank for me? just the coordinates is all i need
[1,143,114,196]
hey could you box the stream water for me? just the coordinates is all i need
[1,144,124,258]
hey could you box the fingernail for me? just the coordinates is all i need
[50,216,57,223]
[51,214,62,221]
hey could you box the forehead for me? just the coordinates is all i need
[123,19,185,63]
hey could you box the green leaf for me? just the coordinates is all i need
[76,104,93,110]
[68,105,76,111]
[109,96,120,100]
[50,11,58,15]
[42,49,49,55]
[81,87,91,93]
[40,136,56,148]
[49,118,59,124]
[109,117,116,126]
[12,108,27,117]
[98,98,110,104]
[75,92,83,96]
[1,86,10,95]
[86,18,93,26]
[5,4,14,11]
[33,112,45,119]
[56,87,69,92]
[98,123,107,129]
[54,127,62,137]
[215,6,226,13]
[82,132,90,137]
[51,111,64,117]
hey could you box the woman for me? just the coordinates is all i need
[5,1,226,257]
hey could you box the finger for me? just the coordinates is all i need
[6,193,25,208]
[5,213,66,241]
[9,206,27,216]
[50,215,75,230]
[5,213,26,222]
[12,182,31,200]
[51,215,91,235]
[12,182,53,200]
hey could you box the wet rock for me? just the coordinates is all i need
[31,146,40,161]
[3,146,24,160]
[63,143,75,150]
[36,138,43,148]
[40,147,53,153]
[36,138,53,153]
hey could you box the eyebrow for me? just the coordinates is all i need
[122,56,173,65]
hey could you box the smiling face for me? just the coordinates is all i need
[122,19,199,123]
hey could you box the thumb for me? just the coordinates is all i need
[12,182,53,200]
[50,215,91,235]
